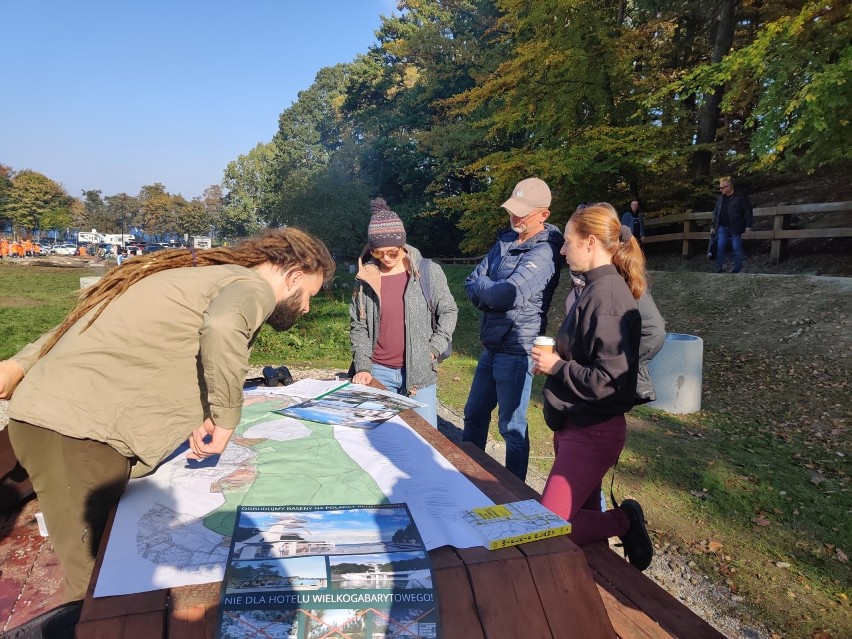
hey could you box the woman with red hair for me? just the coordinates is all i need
[531,203,653,570]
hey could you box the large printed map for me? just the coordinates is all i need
[95,389,493,597]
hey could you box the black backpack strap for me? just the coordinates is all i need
[609,458,620,509]
[419,258,436,317]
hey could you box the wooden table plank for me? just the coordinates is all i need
[431,547,486,639]
[594,580,673,639]
[526,545,616,639]
[467,553,554,639]
[76,611,165,638]
[167,583,220,639]
[583,542,726,639]
[77,506,168,628]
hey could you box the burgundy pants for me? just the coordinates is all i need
[541,414,631,546]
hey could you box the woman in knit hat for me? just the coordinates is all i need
[349,198,458,427]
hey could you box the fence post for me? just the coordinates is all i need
[769,206,790,264]
[682,220,694,259]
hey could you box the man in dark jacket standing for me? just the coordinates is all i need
[711,177,753,273]
[462,178,563,480]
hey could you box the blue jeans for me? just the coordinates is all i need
[462,349,533,480]
[716,226,744,272]
[370,362,438,427]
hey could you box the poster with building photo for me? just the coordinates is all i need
[217,503,439,639]
[274,383,425,429]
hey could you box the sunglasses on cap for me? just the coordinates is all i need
[370,248,402,259]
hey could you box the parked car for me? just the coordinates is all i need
[141,243,166,253]
[49,243,78,255]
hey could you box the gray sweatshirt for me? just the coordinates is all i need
[349,245,458,393]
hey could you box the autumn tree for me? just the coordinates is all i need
[0,170,73,237]
[202,185,224,240]
[104,193,140,241]
[672,0,852,174]
[221,143,276,241]
[137,183,178,239]
[79,190,118,233]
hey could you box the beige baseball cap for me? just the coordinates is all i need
[501,178,552,217]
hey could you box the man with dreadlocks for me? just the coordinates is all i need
[0,227,334,602]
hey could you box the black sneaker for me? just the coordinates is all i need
[618,499,653,571]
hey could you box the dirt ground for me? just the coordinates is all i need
[642,269,849,636]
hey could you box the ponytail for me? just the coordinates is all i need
[569,204,647,299]
[613,233,647,299]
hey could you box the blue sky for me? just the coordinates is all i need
[0,1,394,200]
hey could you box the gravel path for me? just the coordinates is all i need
[0,366,775,639]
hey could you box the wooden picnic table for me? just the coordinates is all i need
[74,398,725,639]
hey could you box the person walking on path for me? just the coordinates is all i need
[350,198,458,427]
[462,178,563,481]
[0,227,334,602]
[711,176,753,273]
[620,200,645,243]
[531,204,654,570]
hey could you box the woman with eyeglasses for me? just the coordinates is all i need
[349,198,458,426]
[530,203,654,571]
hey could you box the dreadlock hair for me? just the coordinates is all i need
[39,227,335,358]
[569,203,647,299]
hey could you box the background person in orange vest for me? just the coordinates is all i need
[23,238,33,257]
[12,240,23,257]
[0,237,9,259]
[78,245,87,256]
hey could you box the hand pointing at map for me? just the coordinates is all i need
[187,418,235,460]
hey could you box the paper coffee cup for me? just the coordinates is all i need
[534,336,555,352]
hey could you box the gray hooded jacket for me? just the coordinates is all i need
[350,245,458,393]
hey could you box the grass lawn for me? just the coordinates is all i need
[1,260,848,638]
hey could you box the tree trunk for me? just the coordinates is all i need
[691,0,737,179]
[617,0,626,27]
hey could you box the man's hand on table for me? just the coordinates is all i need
[187,418,233,460]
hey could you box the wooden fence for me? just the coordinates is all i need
[427,201,851,266]
[642,201,852,263]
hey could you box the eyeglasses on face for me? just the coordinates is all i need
[510,208,546,220]
[370,248,402,259]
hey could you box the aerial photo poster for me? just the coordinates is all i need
[275,382,425,429]
[217,503,438,639]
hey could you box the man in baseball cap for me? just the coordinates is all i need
[501,177,552,217]
[462,177,563,481]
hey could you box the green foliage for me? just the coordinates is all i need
[249,280,353,367]
[103,192,141,237]
[8,0,847,256]
[0,169,73,236]
[665,1,851,173]
[220,142,276,241]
